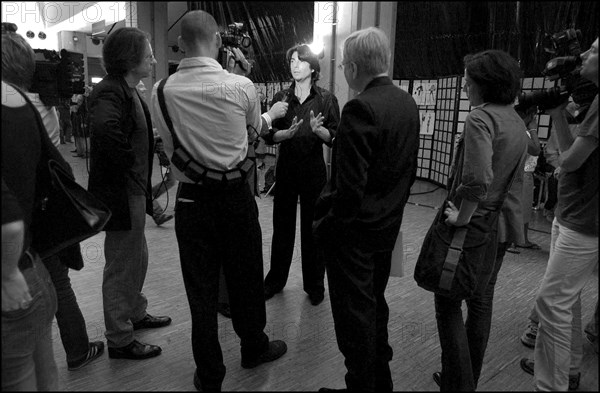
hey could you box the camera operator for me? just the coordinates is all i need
[150,11,287,391]
[520,37,598,391]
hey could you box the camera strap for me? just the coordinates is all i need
[156,76,254,186]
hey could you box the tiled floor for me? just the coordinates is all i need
[51,143,598,391]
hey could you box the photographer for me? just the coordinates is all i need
[150,11,287,391]
[520,37,598,391]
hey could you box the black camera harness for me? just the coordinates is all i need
[156,76,254,187]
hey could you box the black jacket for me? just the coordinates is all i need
[314,76,420,251]
[87,75,154,231]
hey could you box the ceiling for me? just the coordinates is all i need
[35,1,187,38]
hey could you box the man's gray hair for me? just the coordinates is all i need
[343,27,390,76]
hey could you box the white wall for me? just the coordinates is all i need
[2,2,59,50]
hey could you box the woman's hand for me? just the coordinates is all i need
[310,110,330,141]
[2,268,32,312]
[444,201,468,227]
[275,116,303,142]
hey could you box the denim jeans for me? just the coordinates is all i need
[534,219,598,391]
[2,253,59,391]
[324,241,394,392]
[43,254,90,364]
[175,182,269,391]
[433,238,505,391]
[103,194,149,348]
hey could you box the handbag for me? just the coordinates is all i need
[30,159,112,259]
[8,83,113,261]
[413,206,499,300]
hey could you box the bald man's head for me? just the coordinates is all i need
[180,10,219,47]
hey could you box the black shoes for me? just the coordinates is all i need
[264,285,281,300]
[132,314,172,330]
[433,372,441,387]
[520,358,580,391]
[217,303,231,318]
[108,339,162,360]
[67,341,104,370]
[309,292,324,306]
[241,340,287,369]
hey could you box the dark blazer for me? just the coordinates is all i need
[314,76,420,251]
[87,75,154,231]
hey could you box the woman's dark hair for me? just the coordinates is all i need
[463,50,522,105]
[286,44,320,82]
[2,32,36,90]
[102,27,149,76]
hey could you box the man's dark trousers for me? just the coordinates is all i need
[175,182,269,390]
[324,239,394,392]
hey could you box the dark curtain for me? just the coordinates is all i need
[394,1,599,79]
[187,2,314,82]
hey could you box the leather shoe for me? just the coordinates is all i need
[132,314,172,330]
[241,340,287,369]
[433,372,441,387]
[108,340,161,360]
[308,292,324,306]
[217,303,231,318]
[264,285,280,300]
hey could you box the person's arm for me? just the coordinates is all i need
[311,93,341,146]
[558,136,598,172]
[527,129,541,156]
[547,104,575,153]
[1,180,31,312]
[328,99,374,225]
[451,111,494,225]
[548,99,599,172]
[88,87,135,170]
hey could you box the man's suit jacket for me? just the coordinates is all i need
[314,76,420,251]
[87,75,154,231]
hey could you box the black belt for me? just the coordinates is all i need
[172,150,254,187]
[18,250,35,271]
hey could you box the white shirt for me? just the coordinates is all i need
[26,92,60,147]
[151,57,260,182]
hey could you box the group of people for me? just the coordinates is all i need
[1,9,597,392]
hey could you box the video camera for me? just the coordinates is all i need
[30,49,85,107]
[218,22,252,70]
[517,29,583,111]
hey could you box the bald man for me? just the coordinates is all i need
[151,10,287,391]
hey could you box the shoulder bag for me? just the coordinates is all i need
[14,86,113,261]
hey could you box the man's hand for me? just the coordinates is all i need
[546,101,569,119]
[268,101,289,120]
[227,47,252,77]
[554,166,561,179]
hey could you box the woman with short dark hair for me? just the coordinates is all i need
[431,49,528,391]
[261,44,340,305]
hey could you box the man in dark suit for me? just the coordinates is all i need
[87,27,171,360]
[314,27,420,392]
